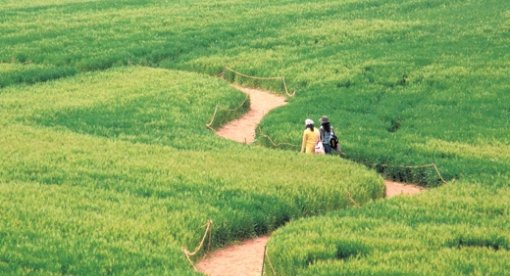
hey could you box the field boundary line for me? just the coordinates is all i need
[222,66,296,97]
[256,130,447,185]
[205,94,250,131]
[261,244,267,276]
[346,192,361,207]
[263,244,277,276]
[182,219,213,270]
[377,162,448,184]
[257,126,298,149]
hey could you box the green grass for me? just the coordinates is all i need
[0,63,76,87]
[266,184,510,275]
[0,67,382,274]
[28,67,249,150]
[1,0,510,274]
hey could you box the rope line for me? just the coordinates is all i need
[225,66,282,81]
[256,130,447,185]
[205,95,250,131]
[377,162,448,184]
[182,219,213,270]
[260,244,267,276]
[223,66,296,97]
[346,192,361,207]
[264,246,277,276]
[207,220,213,253]
[432,163,448,184]
[205,106,220,131]
[257,126,298,149]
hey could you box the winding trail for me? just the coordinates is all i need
[216,85,287,144]
[197,85,423,276]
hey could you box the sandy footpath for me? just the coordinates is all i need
[215,85,287,143]
[384,180,424,197]
[196,181,423,276]
[198,85,424,276]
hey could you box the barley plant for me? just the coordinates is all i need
[1,0,509,274]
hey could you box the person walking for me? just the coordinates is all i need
[319,116,339,154]
[300,118,320,154]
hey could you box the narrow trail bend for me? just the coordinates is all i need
[198,85,424,276]
[216,85,287,143]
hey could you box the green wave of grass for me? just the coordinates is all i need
[266,184,510,275]
[0,67,382,274]
[1,0,509,274]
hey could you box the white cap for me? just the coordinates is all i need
[305,118,314,125]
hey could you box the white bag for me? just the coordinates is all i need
[315,141,325,154]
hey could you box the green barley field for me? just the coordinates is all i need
[1,0,509,274]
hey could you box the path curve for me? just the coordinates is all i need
[196,181,423,276]
[198,85,424,276]
[215,85,287,143]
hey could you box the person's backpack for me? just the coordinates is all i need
[329,131,339,150]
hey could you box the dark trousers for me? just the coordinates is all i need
[324,144,332,154]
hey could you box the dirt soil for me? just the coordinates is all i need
[384,180,424,197]
[196,181,423,276]
[215,85,287,143]
[196,236,268,276]
[197,86,424,276]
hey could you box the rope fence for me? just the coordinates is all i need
[256,126,298,149]
[260,244,266,276]
[182,219,213,270]
[346,192,361,208]
[216,67,447,186]
[205,95,250,131]
[262,243,277,276]
[179,171,444,274]
[256,130,448,186]
[222,66,296,97]
[375,162,448,185]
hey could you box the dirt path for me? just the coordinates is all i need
[384,180,424,197]
[196,236,268,276]
[197,86,424,276]
[196,181,423,276]
[215,85,287,143]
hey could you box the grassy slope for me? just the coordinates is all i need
[255,1,510,273]
[267,184,510,275]
[1,0,508,185]
[1,0,509,274]
[0,63,76,88]
[0,67,382,274]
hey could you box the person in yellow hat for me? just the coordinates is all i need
[300,118,320,154]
